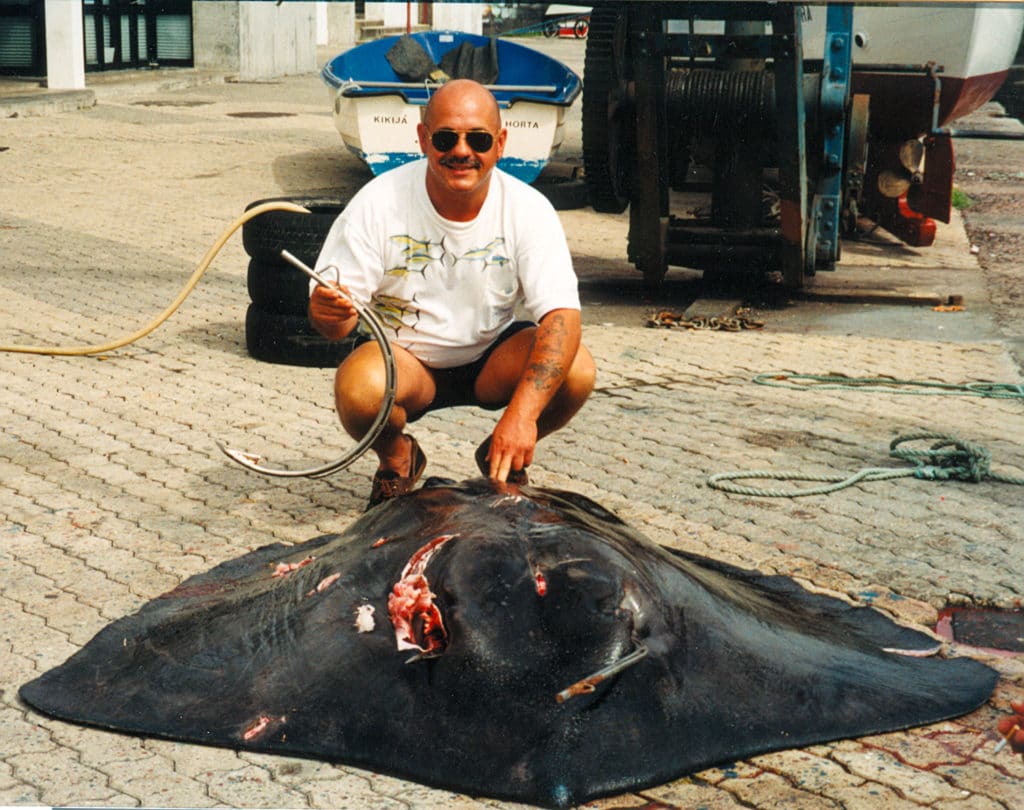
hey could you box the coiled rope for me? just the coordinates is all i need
[754,373,1024,400]
[707,431,1024,497]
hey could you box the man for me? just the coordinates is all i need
[309,78,595,508]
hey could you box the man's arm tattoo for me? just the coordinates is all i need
[527,313,570,392]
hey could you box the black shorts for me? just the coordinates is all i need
[418,320,535,418]
[356,320,535,422]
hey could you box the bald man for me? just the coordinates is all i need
[309,79,595,508]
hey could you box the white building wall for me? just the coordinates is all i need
[192,1,241,72]
[364,2,408,29]
[316,2,328,46]
[325,1,356,48]
[239,1,317,79]
[193,0,317,80]
[363,3,482,35]
[432,3,483,35]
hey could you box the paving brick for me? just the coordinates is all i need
[0,782,41,804]
[354,770,499,809]
[109,759,218,807]
[0,761,17,790]
[142,738,248,779]
[830,747,967,804]
[236,752,342,784]
[823,781,928,810]
[8,749,114,804]
[0,706,56,754]
[933,761,1024,807]
[932,796,1006,810]
[641,777,749,807]
[7,614,78,672]
[715,769,841,808]
[28,591,105,646]
[202,764,311,807]
[302,773,407,810]
[45,723,152,766]
[748,749,865,793]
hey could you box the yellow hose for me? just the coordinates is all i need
[0,201,311,356]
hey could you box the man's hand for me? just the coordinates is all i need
[309,284,359,341]
[997,700,1024,756]
[486,413,537,482]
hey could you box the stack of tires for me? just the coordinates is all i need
[242,196,355,367]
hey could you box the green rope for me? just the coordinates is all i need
[707,431,1024,497]
[753,373,1024,399]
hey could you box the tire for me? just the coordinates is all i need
[574,18,589,38]
[245,304,359,368]
[247,257,313,316]
[242,196,347,267]
[543,20,559,38]
[531,174,590,211]
[582,6,635,213]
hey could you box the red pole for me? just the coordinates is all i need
[406,2,411,34]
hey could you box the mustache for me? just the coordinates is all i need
[440,155,482,169]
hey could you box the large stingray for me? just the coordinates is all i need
[20,479,996,808]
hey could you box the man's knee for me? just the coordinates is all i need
[336,343,436,420]
[335,350,388,421]
[565,345,597,403]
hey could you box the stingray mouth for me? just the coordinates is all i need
[388,534,457,654]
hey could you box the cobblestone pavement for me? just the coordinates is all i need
[2,41,1023,810]
[954,105,1024,372]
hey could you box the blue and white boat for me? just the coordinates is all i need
[321,31,581,183]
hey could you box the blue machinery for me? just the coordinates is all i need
[582,2,859,288]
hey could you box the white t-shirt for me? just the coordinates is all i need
[313,160,580,368]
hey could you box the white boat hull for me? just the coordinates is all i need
[670,4,1024,127]
[331,90,567,180]
[805,4,1023,127]
[804,4,1023,81]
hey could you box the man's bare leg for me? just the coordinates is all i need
[334,342,436,474]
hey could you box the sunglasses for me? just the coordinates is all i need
[429,129,495,153]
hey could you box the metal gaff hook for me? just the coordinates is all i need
[218,251,397,478]
[554,643,649,703]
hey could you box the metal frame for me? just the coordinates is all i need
[584,1,857,289]
[807,3,853,274]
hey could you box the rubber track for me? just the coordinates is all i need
[582,4,631,214]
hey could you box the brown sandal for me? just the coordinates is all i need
[367,435,427,510]
[475,436,529,485]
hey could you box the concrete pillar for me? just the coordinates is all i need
[238,2,316,79]
[364,2,407,30]
[325,1,356,49]
[193,0,317,81]
[361,3,481,37]
[44,0,85,89]
[317,2,328,46]
[431,3,483,35]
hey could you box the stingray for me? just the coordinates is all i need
[20,479,996,808]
